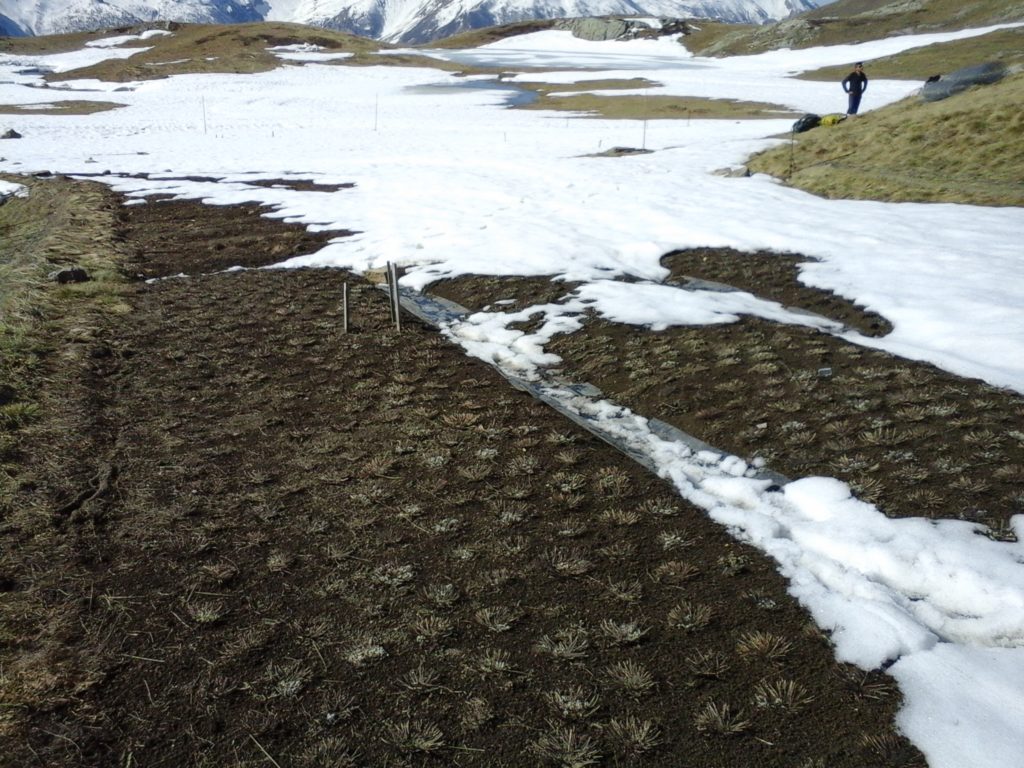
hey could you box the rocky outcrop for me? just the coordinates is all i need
[554,17,693,41]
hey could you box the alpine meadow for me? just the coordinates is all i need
[2,1,1023,766]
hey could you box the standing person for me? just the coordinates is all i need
[842,62,868,116]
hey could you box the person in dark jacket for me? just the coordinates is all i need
[842,62,868,115]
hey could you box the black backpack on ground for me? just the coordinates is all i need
[792,114,821,133]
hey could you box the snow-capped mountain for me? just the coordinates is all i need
[0,0,824,43]
[0,0,265,37]
[304,0,822,44]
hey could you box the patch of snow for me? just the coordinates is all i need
[0,179,27,198]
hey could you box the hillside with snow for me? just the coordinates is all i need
[0,0,823,42]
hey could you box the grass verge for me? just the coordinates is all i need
[0,175,129,510]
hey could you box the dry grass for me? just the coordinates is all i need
[2,22,464,84]
[606,715,661,756]
[694,700,751,735]
[0,174,129,440]
[531,723,601,767]
[753,678,815,711]
[0,176,133,738]
[533,250,1024,528]
[747,72,1024,206]
[0,100,124,115]
[518,79,798,120]
[425,19,559,49]
[681,0,1024,207]
[676,21,758,58]
[0,28,113,55]
[803,27,1024,82]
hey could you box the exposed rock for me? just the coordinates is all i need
[855,0,925,19]
[49,267,91,284]
[556,18,629,41]
[713,166,752,178]
[1,129,22,139]
[555,17,692,43]
[700,18,817,56]
[595,146,653,157]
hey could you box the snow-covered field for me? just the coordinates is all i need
[2,23,1023,767]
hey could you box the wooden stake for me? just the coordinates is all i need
[385,261,395,323]
[391,261,402,332]
[789,129,796,179]
[342,282,349,334]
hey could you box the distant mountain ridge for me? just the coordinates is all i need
[0,0,827,43]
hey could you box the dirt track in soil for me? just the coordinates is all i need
[1,181,937,767]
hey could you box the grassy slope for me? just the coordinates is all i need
[423,18,559,49]
[685,0,1024,56]
[747,72,1024,206]
[0,22,466,83]
[802,26,1024,81]
[680,1,1024,206]
[0,176,129,511]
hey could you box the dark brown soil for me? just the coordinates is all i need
[661,247,894,337]
[121,196,356,278]
[0,182,931,767]
[427,249,894,337]
[432,267,1024,534]
[430,274,580,315]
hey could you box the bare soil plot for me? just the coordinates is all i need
[432,258,1024,534]
[0,180,925,767]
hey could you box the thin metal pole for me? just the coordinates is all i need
[642,89,648,150]
[385,261,395,323]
